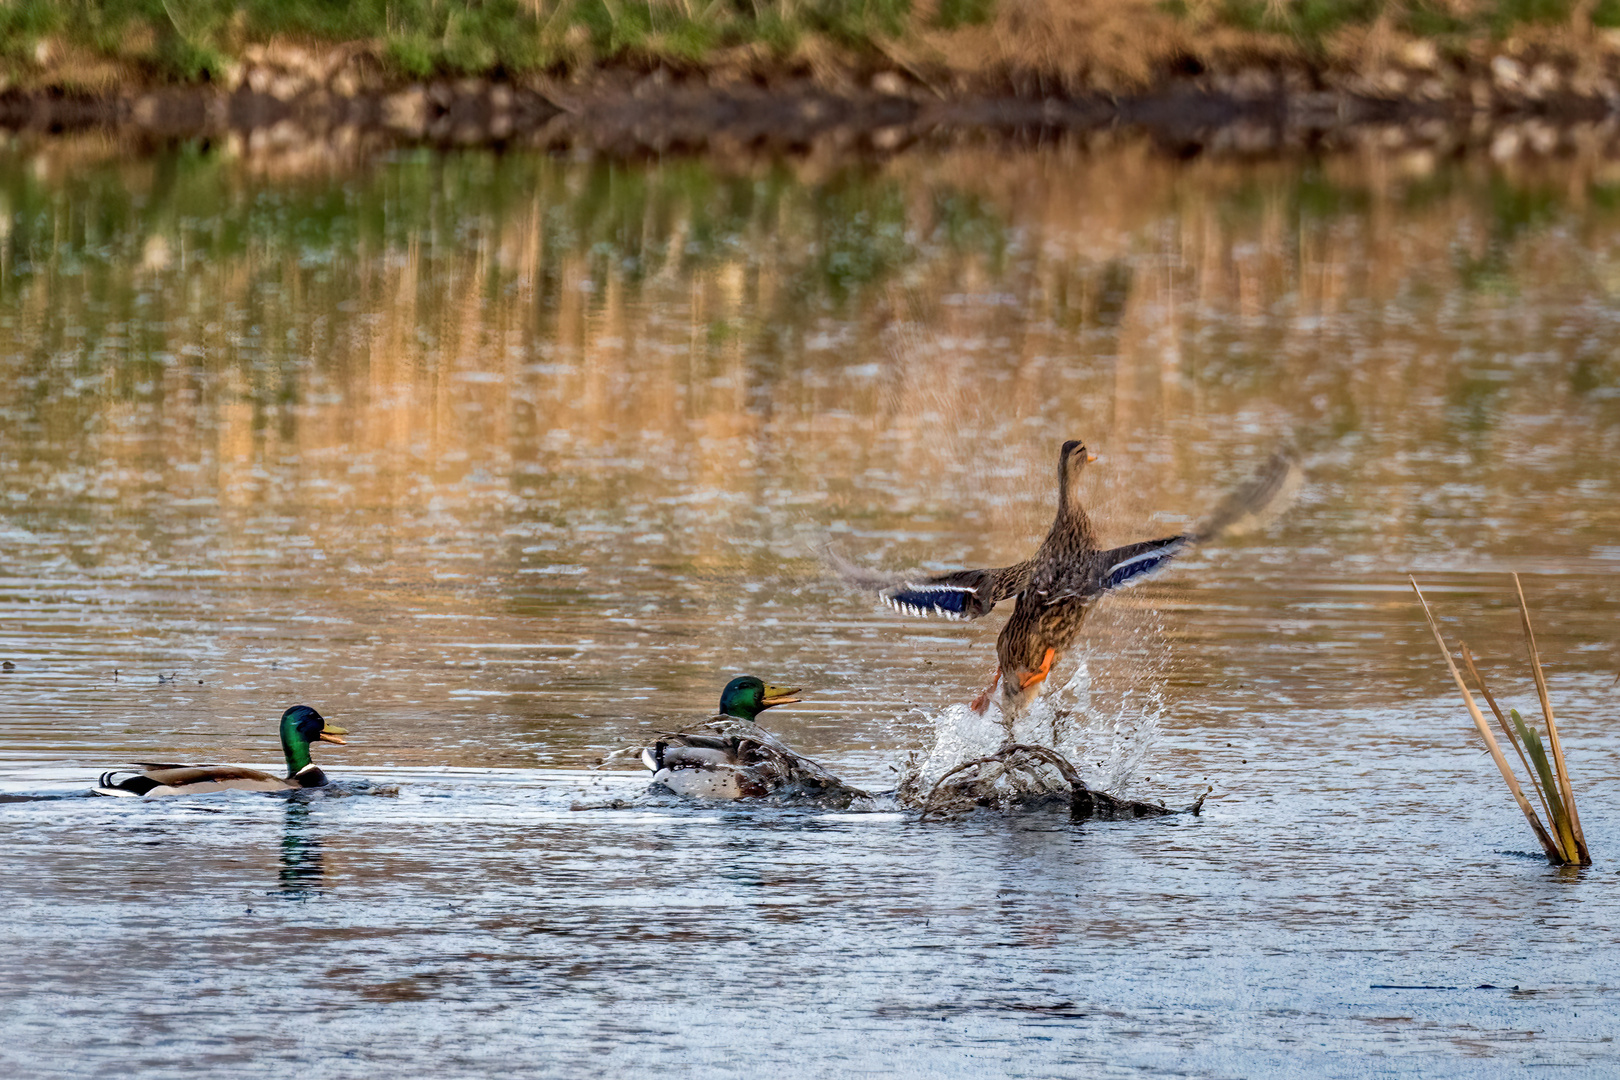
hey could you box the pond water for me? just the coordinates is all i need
[2,133,1619,1077]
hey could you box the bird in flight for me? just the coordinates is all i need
[834,440,1298,716]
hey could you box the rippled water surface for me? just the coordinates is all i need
[3,135,1619,1077]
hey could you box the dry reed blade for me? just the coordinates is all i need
[1461,644,1556,832]
[1512,574,1589,864]
[1410,577,1566,864]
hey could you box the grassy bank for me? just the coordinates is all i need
[8,1,1620,95]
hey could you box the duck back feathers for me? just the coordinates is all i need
[94,765,295,797]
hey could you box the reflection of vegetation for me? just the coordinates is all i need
[1294,171,1372,221]
[1453,176,1562,294]
[1090,259,1133,330]
[808,183,913,301]
[5,138,1620,580]
[1447,371,1505,435]
[0,149,910,292]
[1142,158,1620,449]
[1569,355,1616,397]
[930,191,1010,275]
[0,143,1011,421]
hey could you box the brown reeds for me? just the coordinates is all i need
[1410,575,1591,866]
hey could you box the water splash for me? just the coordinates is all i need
[896,656,1168,810]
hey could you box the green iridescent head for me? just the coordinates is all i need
[278,705,348,773]
[718,677,801,721]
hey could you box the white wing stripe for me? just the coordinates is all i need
[1106,545,1182,577]
[882,586,975,619]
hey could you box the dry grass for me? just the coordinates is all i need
[916,0,1205,94]
[1412,574,1591,867]
[908,0,1620,95]
[9,0,1620,94]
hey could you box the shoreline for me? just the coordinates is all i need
[4,70,1619,162]
[12,4,1620,161]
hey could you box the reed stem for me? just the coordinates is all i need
[1512,574,1590,865]
[1410,577,1565,864]
[1460,644,1557,837]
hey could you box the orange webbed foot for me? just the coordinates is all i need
[1017,648,1056,690]
[969,665,1002,712]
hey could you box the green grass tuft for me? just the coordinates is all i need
[0,0,925,85]
[935,0,996,30]
[1510,708,1569,834]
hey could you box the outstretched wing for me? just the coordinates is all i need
[1098,535,1189,591]
[883,563,1034,620]
[1189,447,1301,542]
[828,547,1033,621]
[1038,535,1189,607]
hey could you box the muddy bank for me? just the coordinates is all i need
[7,49,1620,163]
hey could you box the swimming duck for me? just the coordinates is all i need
[643,676,859,800]
[837,440,1297,715]
[93,705,348,796]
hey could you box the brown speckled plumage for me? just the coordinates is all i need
[647,719,845,798]
[837,439,1298,714]
[984,440,1176,710]
[638,678,870,802]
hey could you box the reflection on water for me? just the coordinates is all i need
[277,801,324,899]
[2,136,1617,771]
[2,135,1619,1076]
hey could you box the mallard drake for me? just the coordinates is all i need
[642,676,860,800]
[837,440,1297,715]
[93,705,349,796]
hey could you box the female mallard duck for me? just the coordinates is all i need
[643,676,861,800]
[837,440,1297,715]
[93,705,349,796]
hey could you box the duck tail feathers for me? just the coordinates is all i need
[93,770,159,797]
